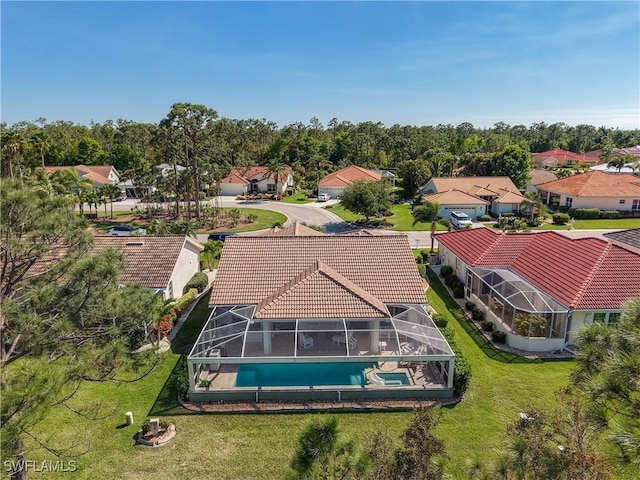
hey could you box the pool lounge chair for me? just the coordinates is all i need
[298,332,314,349]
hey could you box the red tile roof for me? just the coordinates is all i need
[319,166,381,187]
[210,235,427,317]
[537,171,640,197]
[532,149,599,165]
[435,229,640,310]
[423,189,489,205]
[220,166,292,184]
[263,222,325,236]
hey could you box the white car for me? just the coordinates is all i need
[107,225,147,236]
[450,211,473,229]
[317,193,331,202]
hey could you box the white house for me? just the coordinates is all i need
[435,228,640,352]
[421,177,527,219]
[219,166,293,196]
[45,165,120,188]
[318,165,381,199]
[535,171,640,211]
[92,235,204,300]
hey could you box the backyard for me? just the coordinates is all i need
[17,266,611,479]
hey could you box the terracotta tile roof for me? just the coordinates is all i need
[79,165,116,179]
[44,165,116,185]
[604,228,640,253]
[210,235,426,316]
[529,169,558,186]
[318,166,381,187]
[92,235,203,288]
[493,188,527,204]
[435,229,640,310]
[220,166,292,185]
[255,261,388,318]
[263,222,325,236]
[428,177,521,197]
[422,189,489,205]
[536,171,640,197]
[532,149,599,165]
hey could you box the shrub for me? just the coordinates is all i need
[492,330,507,343]
[198,379,212,388]
[478,214,491,222]
[501,212,515,218]
[415,255,423,264]
[452,286,465,298]
[175,288,198,313]
[440,265,453,277]
[569,208,599,219]
[420,250,430,263]
[600,210,620,219]
[552,212,570,225]
[481,320,494,332]
[440,326,471,396]
[161,314,174,328]
[465,301,475,311]
[472,308,485,322]
[184,271,209,294]
[445,274,459,288]
[416,264,426,278]
[153,320,172,339]
[432,313,448,329]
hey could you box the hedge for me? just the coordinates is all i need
[440,326,472,396]
[440,265,453,277]
[568,208,599,219]
[432,313,448,329]
[492,330,507,343]
[478,214,491,222]
[416,263,427,279]
[175,288,198,312]
[184,271,209,294]
[552,212,570,225]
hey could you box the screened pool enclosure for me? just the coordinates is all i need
[187,303,456,401]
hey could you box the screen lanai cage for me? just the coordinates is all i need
[187,303,456,401]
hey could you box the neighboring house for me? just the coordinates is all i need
[119,163,187,198]
[420,177,527,219]
[535,171,640,211]
[187,234,455,402]
[590,163,638,175]
[531,149,599,169]
[372,169,396,187]
[262,222,325,237]
[92,235,204,300]
[435,229,640,352]
[45,165,120,188]
[219,166,293,196]
[318,166,381,199]
[603,228,640,253]
[526,169,558,193]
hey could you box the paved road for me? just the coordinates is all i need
[113,197,625,248]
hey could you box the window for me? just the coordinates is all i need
[565,197,573,208]
[267,184,275,193]
[593,312,606,324]
[633,199,640,211]
[619,199,626,205]
[608,313,621,325]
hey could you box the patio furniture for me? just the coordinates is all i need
[298,332,314,349]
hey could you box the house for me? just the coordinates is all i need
[420,177,528,219]
[435,229,640,352]
[262,222,325,236]
[318,166,381,199]
[526,169,558,193]
[372,169,396,187]
[590,163,638,175]
[187,234,455,402]
[45,165,120,188]
[535,171,640,211]
[219,166,293,196]
[531,149,599,169]
[92,235,204,300]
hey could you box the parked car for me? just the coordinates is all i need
[108,225,147,236]
[450,211,473,230]
[208,232,236,242]
[317,193,331,202]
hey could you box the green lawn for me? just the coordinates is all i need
[214,208,287,232]
[22,267,592,479]
[491,217,640,231]
[326,203,448,231]
[280,191,315,204]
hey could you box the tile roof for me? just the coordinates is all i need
[210,235,427,317]
[262,222,325,236]
[422,189,489,205]
[603,228,640,253]
[529,169,558,186]
[532,149,599,165]
[44,165,116,186]
[220,166,292,185]
[536,171,640,197]
[318,166,381,187]
[92,235,203,288]
[428,177,521,196]
[435,229,640,310]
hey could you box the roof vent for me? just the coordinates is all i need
[125,240,145,246]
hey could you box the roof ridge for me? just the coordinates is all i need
[576,171,597,196]
[256,261,320,312]
[571,240,611,307]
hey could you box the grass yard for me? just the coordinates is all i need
[212,207,287,232]
[280,191,315,204]
[22,267,590,479]
[491,217,640,231]
[326,203,448,231]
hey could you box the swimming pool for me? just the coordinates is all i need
[377,372,410,385]
[235,362,375,387]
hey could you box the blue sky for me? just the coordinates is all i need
[2,1,639,129]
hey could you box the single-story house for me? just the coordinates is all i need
[262,222,325,237]
[318,166,381,199]
[535,171,640,211]
[526,169,558,193]
[435,228,640,352]
[45,165,120,188]
[92,235,204,300]
[219,166,293,196]
[531,149,599,169]
[372,169,396,187]
[187,234,455,402]
[420,177,528,219]
[590,163,638,175]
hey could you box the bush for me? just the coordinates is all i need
[600,210,620,219]
[161,314,174,328]
[492,330,507,343]
[416,263,426,278]
[472,308,485,322]
[465,301,475,311]
[452,286,465,298]
[445,274,459,288]
[415,255,423,264]
[420,250,430,263]
[552,212,570,225]
[569,208,599,219]
[440,326,471,396]
[481,320,494,332]
[175,288,198,313]
[153,320,172,339]
[501,212,515,218]
[432,313,448,329]
[478,214,491,222]
[440,265,453,277]
[184,271,209,294]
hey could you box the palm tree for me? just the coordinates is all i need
[50,168,94,214]
[520,192,544,225]
[264,159,289,199]
[30,131,50,169]
[412,201,440,252]
[100,183,123,219]
[1,130,26,179]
